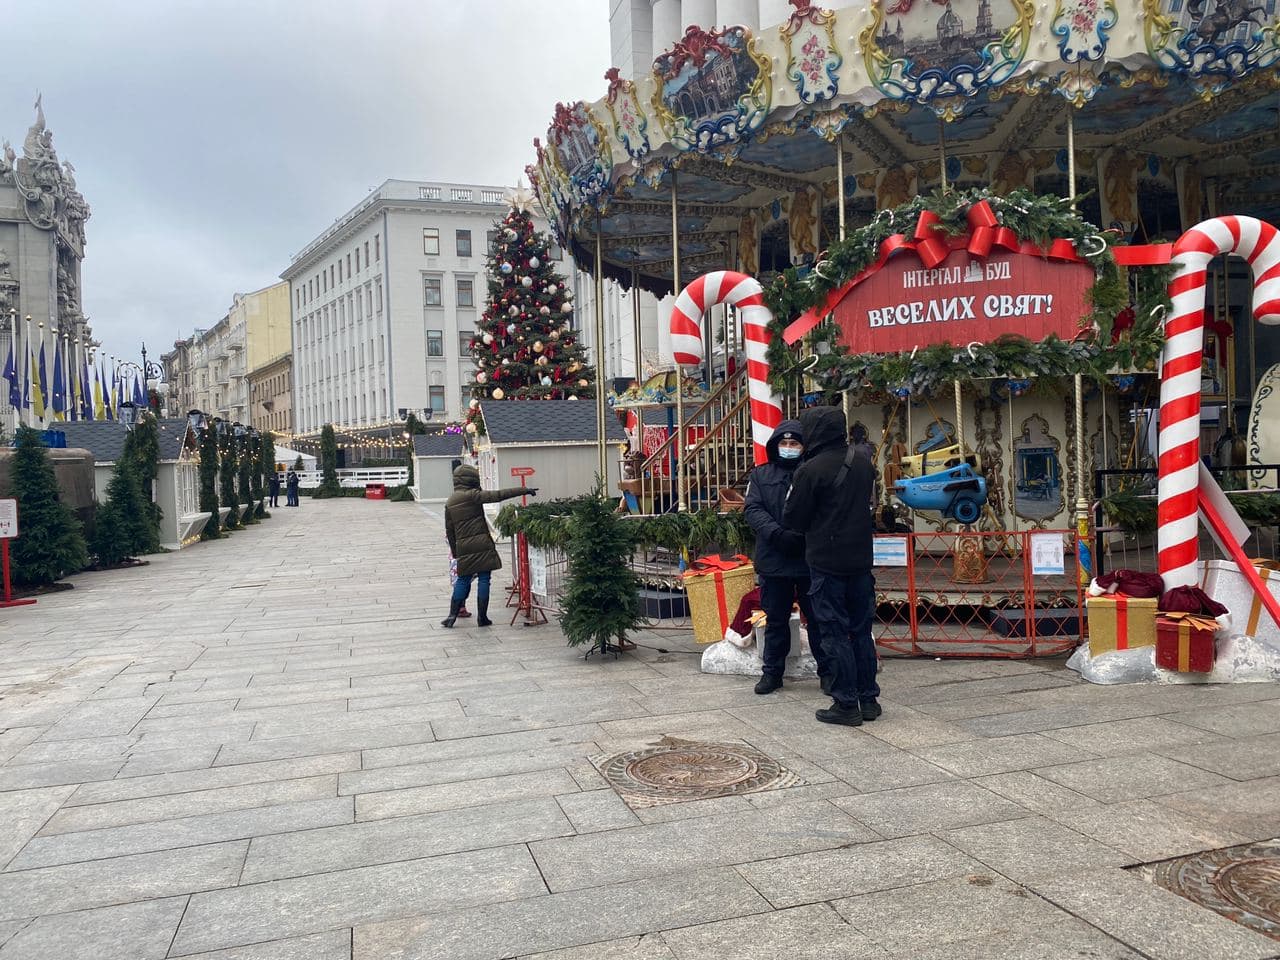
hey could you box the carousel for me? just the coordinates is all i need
[524,0,1280,663]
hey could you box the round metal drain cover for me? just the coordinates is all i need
[599,739,795,807]
[1150,840,1280,941]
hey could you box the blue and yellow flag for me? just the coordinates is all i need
[31,345,46,419]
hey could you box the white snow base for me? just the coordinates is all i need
[1067,634,1280,685]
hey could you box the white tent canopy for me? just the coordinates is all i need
[272,445,317,470]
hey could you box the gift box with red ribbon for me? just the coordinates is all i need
[1086,594,1158,656]
[1155,612,1217,673]
[682,554,756,645]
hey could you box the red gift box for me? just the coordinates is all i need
[1155,613,1216,673]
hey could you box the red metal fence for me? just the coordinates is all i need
[507,528,1083,658]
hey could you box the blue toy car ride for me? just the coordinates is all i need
[893,463,988,525]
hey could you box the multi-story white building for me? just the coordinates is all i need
[286,180,575,433]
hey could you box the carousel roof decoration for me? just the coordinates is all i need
[526,0,1280,297]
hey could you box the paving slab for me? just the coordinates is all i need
[0,786,74,870]
[660,903,879,960]
[167,930,353,960]
[241,796,573,882]
[355,768,580,821]
[1032,754,1233,803]
[939,815,1129,881]
[831,779,1029,838]
[520,935,676,960]
[0,896,187,960]
[1027,867,1280,960]
[170,835,545,955]
[0,841,246,920]
[352,866,768,960]
[530,799,878,892]
[735,834,984,908]
[914,732,1099,778]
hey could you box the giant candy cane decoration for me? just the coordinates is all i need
[1159,216,1280,593]
[670,270,784,465]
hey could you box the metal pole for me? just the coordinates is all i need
[594,215,608,489]
[1067,105,1089,581]
[672,169,686,511]
[631,268,642,383]
[836,134,846,242]
[953,380,964,449]
[938,120,949,194]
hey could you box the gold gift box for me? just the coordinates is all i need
[1086,595,1158,656]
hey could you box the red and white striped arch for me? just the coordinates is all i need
[670,270,784,466]
[1159,216,1280,589]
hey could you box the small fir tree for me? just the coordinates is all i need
[4,426,89,585]
[256,431,274,518]
[122,412,162,539]
[559,485,642,653]
[293,454,304,472]
[93,459,155,563]
[317,424,340,497]
[218,429,240,529]
[237,435,257,524]
[198,424,221,539]
[469,199,595,402]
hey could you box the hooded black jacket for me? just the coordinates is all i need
[782,406,876,575]
[743,419,808,578]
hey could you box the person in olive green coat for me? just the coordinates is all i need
[442,464,537,627]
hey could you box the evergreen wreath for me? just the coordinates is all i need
[762,187,1170,398]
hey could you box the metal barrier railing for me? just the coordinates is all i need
[509,528,1084,657]
[1092,465,1280,577]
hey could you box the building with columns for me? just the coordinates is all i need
[0,101,94,432]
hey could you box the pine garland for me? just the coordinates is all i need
[1102,487,1280,536]
[762,188,1170,398]
[496,498,753,555]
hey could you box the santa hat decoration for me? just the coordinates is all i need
[1087,569,1164,598]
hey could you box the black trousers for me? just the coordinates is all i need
[808,570,880,709]
[758,575,826,681]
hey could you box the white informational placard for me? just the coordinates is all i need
[1030,532,1066,576]
[0,499,16,540]
[528,546,547,596]
[873,536,909,567]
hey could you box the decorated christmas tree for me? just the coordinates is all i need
[467,186,595,409]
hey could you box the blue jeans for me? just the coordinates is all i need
[758,576,826,682]
[808,570,880,709]
[451,570,490,606]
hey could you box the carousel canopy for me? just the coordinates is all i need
[528,0,1280,295]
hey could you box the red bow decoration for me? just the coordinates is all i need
[1204,311,1233,364]
[912,210,949,269]
[964,199,1019,258]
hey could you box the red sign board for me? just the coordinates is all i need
[831,248,1092,354]
[510,466,536,477]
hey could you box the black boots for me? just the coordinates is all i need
[815,702,863,726]
[860,699,882,722]
[476,596,492,627]
[441,599,462,628]
[754,675,783,695]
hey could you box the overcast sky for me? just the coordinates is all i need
[2,0,609,370]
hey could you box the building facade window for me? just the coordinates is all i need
[429,385,446,413]
[459,330,473,355]
[423,228,440,255]
[374,236,380,261]
[456,229,472,257]
[456,278,474,307]
[427,329,444,356]
[549,243,564,260]
[424,277,442,306]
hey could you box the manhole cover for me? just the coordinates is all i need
[595,737,803,808]
[1131,839,1280,941]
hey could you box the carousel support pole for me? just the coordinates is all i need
[671,170,686,512]
[836,133,846,242]
[938,120,949,194]
[1066,105,1091,584]
[594,215,608,490]
[1008,389,1017,532]
[631,268,642,384]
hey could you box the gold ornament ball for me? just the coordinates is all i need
[577,378,589,387]
[491,387,505,400]
[549,330,560,340]
[533,341,544,353]
[465,422,477,433]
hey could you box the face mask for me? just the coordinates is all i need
[778,447,801,460]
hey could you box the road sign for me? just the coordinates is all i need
[510,466,535,478]
[0,499,16,540]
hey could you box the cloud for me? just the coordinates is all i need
[1,0,609,369]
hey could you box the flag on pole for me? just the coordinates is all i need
[51,339,66,421]
[2,337,18,411]
[21,349,30,410]
[79,355,92,420]
[93,361,105,420]
[133,368,146,407]
[32,344,46,419]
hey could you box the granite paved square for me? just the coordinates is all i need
[2,500,1276,959]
